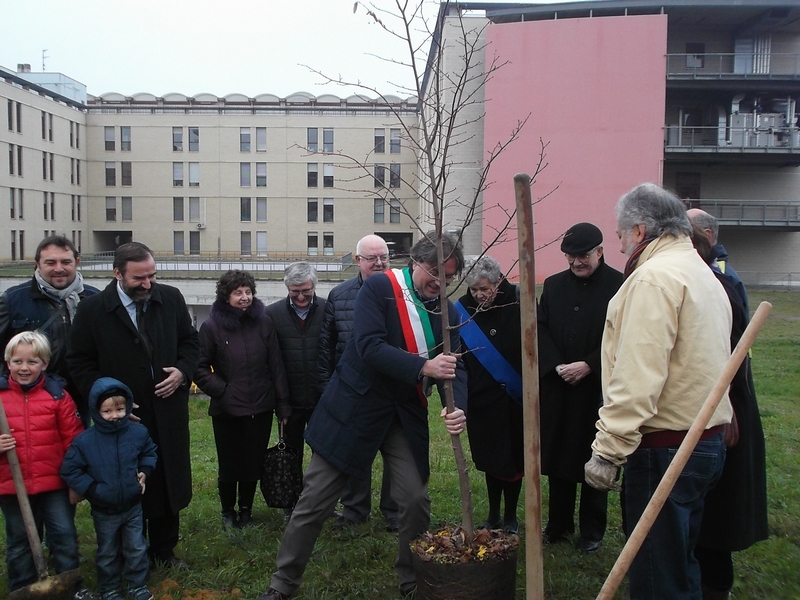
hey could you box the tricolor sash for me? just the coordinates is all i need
[386,268,437,405]
[455,301,523,404]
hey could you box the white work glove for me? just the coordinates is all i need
[584,452,622,492]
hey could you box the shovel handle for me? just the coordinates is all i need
[0,398,49,580]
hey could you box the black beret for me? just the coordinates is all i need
[560,222,603,255]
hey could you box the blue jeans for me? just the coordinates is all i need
[0,488,79,591]
[92,503,149,595]
[624,433,725,600]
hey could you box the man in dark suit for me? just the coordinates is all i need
[67,242,199,569]
[259,232,468,600]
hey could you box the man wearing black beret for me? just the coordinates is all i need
[538,222,623,553]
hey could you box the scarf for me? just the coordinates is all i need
[623,237,656,279]
[34,270,85,321]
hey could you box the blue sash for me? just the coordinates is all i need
[455,301,523,403]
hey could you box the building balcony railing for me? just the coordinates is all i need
[666,53,800,79]
[665,125,800,153]
[684,199,800,228]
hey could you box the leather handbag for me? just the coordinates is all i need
[260,423,302,508]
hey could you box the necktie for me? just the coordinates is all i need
[135,302,153,356]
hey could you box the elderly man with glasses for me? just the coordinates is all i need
[318,235,400,531]
[538,222,623,553]
[265,262,327,519]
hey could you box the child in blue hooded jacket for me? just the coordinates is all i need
[61,377,158,600]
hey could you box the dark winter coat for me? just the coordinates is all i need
[60,377,158,514]
[66,280,199,518]
[0,278,99,420]
[0,373,82,496]
[538,260,623,481]
[697,273,769,551]
[317,274,363,393]
[194,298,290,420]
[458,279,524,479]
[304,271,467,483]
[264,296,325,410]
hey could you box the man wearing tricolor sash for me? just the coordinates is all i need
[260,232,468,600]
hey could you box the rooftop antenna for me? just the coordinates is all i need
[42,49,49,71]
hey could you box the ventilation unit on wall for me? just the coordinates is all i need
[196,223,206,229]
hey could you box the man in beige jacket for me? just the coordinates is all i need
[584,183,733,600]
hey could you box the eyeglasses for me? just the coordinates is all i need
[565,247,599,263]
[357,254,389,264]
[413,261,457,284]
[288,287,314,298]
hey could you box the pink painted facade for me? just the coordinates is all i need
[482,14,668,280]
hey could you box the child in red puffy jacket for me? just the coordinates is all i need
[0,331,84,593]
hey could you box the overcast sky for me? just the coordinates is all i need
[1,0,573,99]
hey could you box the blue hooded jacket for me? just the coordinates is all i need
[61,377,158,513]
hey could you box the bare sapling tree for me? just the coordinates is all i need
[305,0,548,546]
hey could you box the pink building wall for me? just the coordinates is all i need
[482,14,668,280]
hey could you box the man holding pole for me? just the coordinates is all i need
[584,183,733,599]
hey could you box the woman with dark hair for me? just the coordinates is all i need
[195,270,290,529]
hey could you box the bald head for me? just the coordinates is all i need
[355,234,390,279]
[687,208,718,245]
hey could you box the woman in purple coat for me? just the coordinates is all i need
[195,271,290,529]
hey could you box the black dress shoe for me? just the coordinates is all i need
[477,517,503,530]
[577,538,602,553]
[256,589,290,600]
[503,519,519,535]
[542,530,570,545]
[385,516,399,532]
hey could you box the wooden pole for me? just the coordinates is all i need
[596,301,772,600]
[515,173,544,600]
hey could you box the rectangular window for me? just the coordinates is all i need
[374,164,385,188]
[17,189,23,219]
[76,159,80,185]
[75,194,79,220]
[49,153,54,181]
[105,161,116,186]
[121,161,132,186]
[173,127,183,151]
[323,198,334,222]
[240,162,251,187]
[15,103,21,133]
[307,128,318,153]
[323,163,334,187]
[75,123,80,149]
[41,111,46,139]
[256,162,267,187]
[241,231,252,256]
[7,100,12,131]
[389,163,401,188]
[49,192,55,220]
[307,163,318,187]
[10,188,15,219]
[10,230,15,261]
[188,127,199,151]
[48,113,53,141]
[42,151,47,180]
[173,231,185,255]
[686,42,705,69]
[373,198,384,223]
[173,197,184,221]
[104,126,115,151]
[374,128,385,153]
[43,192,48,220]
[256,127,266,152]
[307,232,318,256]
[189,197,200,222]
[70,122,74,147]
[323,128,334,153]
[173,162,184,186]
[256,197,267,222]
[8,144,13,175]
[323,232,334,256]
[390,128,401,153]
[19,230,24,260]
[307,198,318,222]
[188,162,199,187]
[240,197,252,221]
[240,128,251,152]
[120,126,131,151]
[189,231,200,255]
[121,196,132,222]
[105,196,116,221]
[70,158,75,184]
[17,145,22,176]
[71,194,75,221]
[256,231,267,256]
[390,199,401,223]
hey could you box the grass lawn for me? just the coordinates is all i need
[1,290,798,599]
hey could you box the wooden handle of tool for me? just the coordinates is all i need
[597,300,772,600]
[0,398,49,579]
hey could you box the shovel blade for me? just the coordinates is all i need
[9,569,82,600]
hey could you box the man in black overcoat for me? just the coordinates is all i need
[538,222,623,553]
[67,242,199,568]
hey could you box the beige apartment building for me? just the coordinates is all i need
[1,65,419,262]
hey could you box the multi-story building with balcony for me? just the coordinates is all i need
[431,0,800,283]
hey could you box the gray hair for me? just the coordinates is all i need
[688,210,719,244]
[464,255,502,287]
[284,261,318,288]
[409,230,465,272]
[616,183,692,239]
